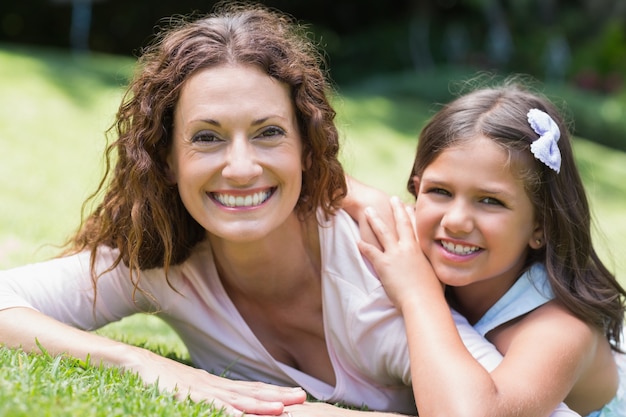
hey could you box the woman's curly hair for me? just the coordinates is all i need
[65,3,346,286]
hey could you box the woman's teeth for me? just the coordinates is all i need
[213,190,272,208]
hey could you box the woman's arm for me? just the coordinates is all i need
[0,251,307,416]
[358,197,586,417]
[0,306,306,416]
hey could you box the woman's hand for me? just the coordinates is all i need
[125,346,307,416]
[0,307,306,417]
[357,196,440,310]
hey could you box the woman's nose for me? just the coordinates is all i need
[221,138,263,185]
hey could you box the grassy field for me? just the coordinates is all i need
[1,43,625,415]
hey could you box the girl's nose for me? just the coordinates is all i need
[222,138,263,185]
[441,199,474,235]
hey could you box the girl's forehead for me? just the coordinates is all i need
[426,136,532,184]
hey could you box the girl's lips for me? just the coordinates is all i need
[210,188,275,208]
[439,240,482,256]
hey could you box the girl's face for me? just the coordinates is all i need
[413,135,544,297]
[167,64,304,243]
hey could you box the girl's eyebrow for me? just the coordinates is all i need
[421,177,515,198]
[477,187,514,198]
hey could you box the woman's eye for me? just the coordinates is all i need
[257,126,285,138]
[191,131,221,143]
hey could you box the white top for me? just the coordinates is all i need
[0,210,576,415]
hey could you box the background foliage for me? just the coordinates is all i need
[2,0,626,151]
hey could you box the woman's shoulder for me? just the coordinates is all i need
[317,209,383,294]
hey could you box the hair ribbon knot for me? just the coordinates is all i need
[527,108,561,173]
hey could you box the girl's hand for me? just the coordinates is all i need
[357,197,440,309]
[342,176,392,250]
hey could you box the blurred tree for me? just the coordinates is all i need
[1,0,625,87]
[49,0,106,53]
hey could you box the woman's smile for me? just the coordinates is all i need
[210,188,275,209]
[166,63,304,243]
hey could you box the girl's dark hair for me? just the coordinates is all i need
[65,3,346,287]
[408,81,625,350]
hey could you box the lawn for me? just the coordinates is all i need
[1,43,625,415]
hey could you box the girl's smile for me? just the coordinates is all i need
[414,135,544,303]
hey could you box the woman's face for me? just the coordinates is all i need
[413,136,543,296]
[167,64,304,243]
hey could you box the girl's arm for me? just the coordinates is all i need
[358,197,588,417]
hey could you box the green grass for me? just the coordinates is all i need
[0,44,134,268]
[0,347,220,417]
[1,43,625,415]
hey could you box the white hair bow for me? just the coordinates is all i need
[527,108,561,173]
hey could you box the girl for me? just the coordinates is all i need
[359,83,626,417]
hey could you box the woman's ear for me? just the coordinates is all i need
[164,153,177,185]
[303,151,312,171]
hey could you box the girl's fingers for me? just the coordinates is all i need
[364,206,396,247]
[405,204,418,242]
[357,239,380,261]
[389,196,417,243]
[363,197,417,256]
[389,197,410,239]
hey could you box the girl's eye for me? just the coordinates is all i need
[481,197,504,206]
[426,187,451,197]
[257,126,285,138]
[191,131,221,143]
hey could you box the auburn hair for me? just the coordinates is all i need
[65,3,346,289]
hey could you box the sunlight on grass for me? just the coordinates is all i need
[335,94,430,199]
[0,46,132,267]
[573,139,626,279]
[96,314,190,364]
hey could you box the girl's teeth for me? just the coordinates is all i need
[441,241,479,255]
